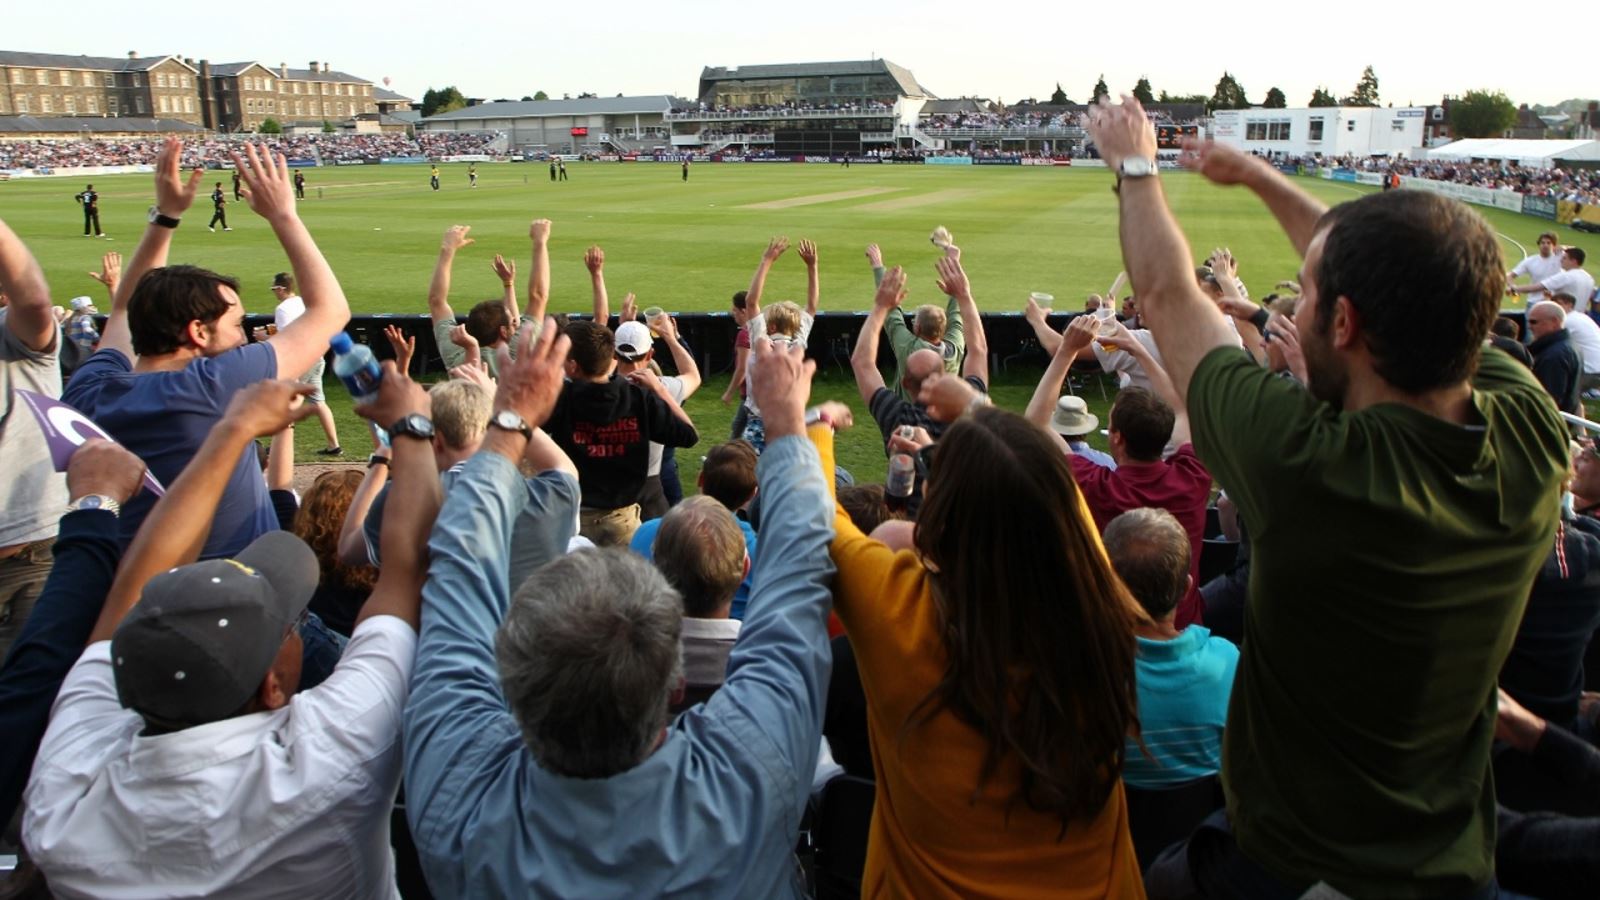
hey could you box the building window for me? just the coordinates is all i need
[295,100,303,115]
[11,70,22,84]
[133,73,142,87]
[309,102,319,115]
[36,71,48,85]
[1391,119,1405,131]
[40,95,52,113]
[108,97,117,114]
[264,78,272,92]
[87,96,98,114]
[159,96,169,113]
[60,71,72,86]
[224,100,232,113]
[1267,121,1290,141]
[1308,118,1324,141]
[183,75,192,88]
[83,72,94,87]
[64,96,76,114]
[1348,120,1357,132]
[184,96,193,113]
[14,95,27,113]
[104,73,114,87]
[267,100,275,112]
[156,73,167,88]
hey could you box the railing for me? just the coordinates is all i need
[916,126,1087,139]
[666,108,897,122]
[1563,412,1600,434]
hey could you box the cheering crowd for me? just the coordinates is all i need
[0,132,507,171]
[0,92,1598,899]
[1336,155,1600,205]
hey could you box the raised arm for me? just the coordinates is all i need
[89,380,316,643]
[1026,317,1094,432]
[338,449,390,568]
[492,253,519,321]
[648,312,702,397]
[1085,97,1239,403]
[584,244,607,323]
[87,251,120,307]
[351,363,443,630]
[936,254,986,383]
[99,137,203,359]
[851,266,904,404]
[627,367,698,440]
[428,225,474,323]
[526,220,550,323]
[266,426,294,494]
[1023,293,1064,356]
[239,143,353,379]
[1107,318,1190,446]
[798,239,820,317]
[0,218,54,352]
[746,236,789,316]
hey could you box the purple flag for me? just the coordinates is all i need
[14,389,165,496]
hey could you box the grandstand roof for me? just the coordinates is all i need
[922,98,990,114]
[0,51,193,73]
[697,60,930,99]
[209,61,371,84]
[0,115,205,134]
[421,95,678,122]
[374,87,414,104]
[1426,138,1600,166]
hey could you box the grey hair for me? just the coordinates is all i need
[1102,508,1191,621]
[495,548,685,778]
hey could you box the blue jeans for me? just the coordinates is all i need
[298,610,348,692]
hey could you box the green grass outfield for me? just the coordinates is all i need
[6,161,1596,316]
[6,161,1597,489]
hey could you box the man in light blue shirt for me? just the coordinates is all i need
[630,438,759,618]
[1103,507,1238,788]
[404,328,836,898]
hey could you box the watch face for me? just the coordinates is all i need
[495,410,523,430]
[80,496,103,509]
[394,414,435,439]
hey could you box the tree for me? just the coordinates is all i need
[1208,72,1249,111]
[1309,86,1338,107]
[1448,89,1519,138]
[321,120,336,134]
[1263,87,1287,109]
[1132,77,1155,105]
[421,86,467,117]
[1158,91,1209,106]
[1342,65,1380,107]
[1050,83,1068,105]
[258,117,282,134]
[533,90,549,101]
[1091,74,1109,102]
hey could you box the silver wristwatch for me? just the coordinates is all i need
[67,494,121,516]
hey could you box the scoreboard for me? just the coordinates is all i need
[1156,124,1200,149]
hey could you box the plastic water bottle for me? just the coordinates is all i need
[328,333,388,446]
[886,452,916,513]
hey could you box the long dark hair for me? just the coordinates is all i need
[909,407,1141,829]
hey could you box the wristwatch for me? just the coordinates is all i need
[388,414,435,442]
[147,205,181,229]
[489,409,533,441]
[1113,157,1159,194]
[367,454,390,470]
[67,494,121,516]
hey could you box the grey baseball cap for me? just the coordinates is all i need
[111,531,319,729]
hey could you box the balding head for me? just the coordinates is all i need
[1528,300,1566,340]
[903,348,944,397]
[652,496,747,619]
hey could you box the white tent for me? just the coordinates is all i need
[1423,138,1600,168]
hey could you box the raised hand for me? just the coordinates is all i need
[1062,313,1099,355]
[66,438,147,505]
[917,374,982,424]
[886,425,932,455]
[222,380,318,438]
[935,255,970,299]
[1083,95,1158,171]
[383,324,416,373]
[88,251,121,296]
[584,244,604,274]
[493,316,571,428]
[1024,292,1052,323]
[762,235,790,262]
[874,265,907,310]
[797,239,818,266]
[440,224,474,254]
[1178,137,1265,186]
[1208,247,1237,280]
[449,361,494,388]
[812,400,854,431]
[154,137,203,216]
[624,367,664,395]
[649,310,678,340]
[231,143,296,224]
[864,243,884,268]
[749,336,815,439]
[528,218,551,244]
[491,253,516,286]
[1266,312,1309,383]
[619,292,638,322]
[353,361,432,427]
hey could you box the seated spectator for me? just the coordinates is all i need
[630,439,758,618]
[852,262,989,449]
[62,140,350,558]
[866,242,964,398]
[345,377,579,592]
[1490,315,1534,368]
[1028,317,1211,627]
[813,386,1144,895]
[425,220,548,379]
[1491,689,1600,899]
[24,376,442,896]
[1049,394,1116,468]
[1528,300,1582,413]
[1576,441,1600,518]
[1103,508,1239,788]
[650,496,748,713]
[403,331,837,895]
[1552,291,1600,395]
[614,313,702,519]
[294,470,378,638]
[545,320,699,547]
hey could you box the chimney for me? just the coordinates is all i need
[309,61,318,75]
[321,62,329,74]
[280,62,288,79]
[127,51,138,59]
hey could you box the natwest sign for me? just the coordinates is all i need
[570,127,589,137]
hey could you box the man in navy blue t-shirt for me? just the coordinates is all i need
[63,139,351,558]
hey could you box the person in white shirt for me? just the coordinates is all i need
[25,376,441,900]
[1554,290,1600,394]
[269,272,342,455]
[1507,232,1565,306]
[614,316,702,519]
[1512,247,1595,313]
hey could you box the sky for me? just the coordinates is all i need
[10,2,1580,110]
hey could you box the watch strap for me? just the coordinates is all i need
[148,206,181,229]
[490,411,534,441]
[367,454,391,470]
[67,494,121,516]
